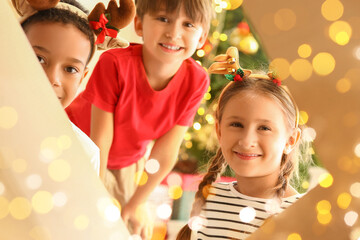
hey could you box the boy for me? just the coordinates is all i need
[66,0,213,238]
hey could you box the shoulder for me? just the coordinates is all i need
[182,58,208,76]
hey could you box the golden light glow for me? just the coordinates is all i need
[329,21,352,46]
[215,6,223,13]
[321,0,344,21]
[274,8,296,31]
[166,172,182,186]
[350,227,360,240]
[301,181,309,189]
[287,233,302,240]
[0,106,18,129]
[26,174,42,190]
[9,197,32,220]
[337,192,352,209]
[57,135,72,150]
[290,59,313,81]
[298,44,312,58]
[336,78,351,93]
[212,31,220,39]
[104,204,121,222]
[269,58,290,80]
[0,197,9,219]
[185,141,193,149]
[318,173,334,188]
[205,114,215,124]
[197,107,205,116]
[48,159,71,182]
[238,35,259,54]
[168,185,183,200]
[197,49,205,58]
[53,192,67,207]
[73,215,89,230]
[224,0,243,10]
[299,111,309,125]
[312,52,335,76]
[32,191,53,214]
[219,33,228,41]
[134,171,148,186]
[239,207,256,223]
[12,158,27,173]
[316,200,331,214]
[193,122,201,130]
[204,93,212,101]
[184,132,192,141]
[317,212,332,225]
[350,182,360,198]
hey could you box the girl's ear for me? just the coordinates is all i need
[215,120,221,140]
[134,15,143,37]
[284,128,301,154]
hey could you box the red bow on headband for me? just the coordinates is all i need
[89,13,118,44]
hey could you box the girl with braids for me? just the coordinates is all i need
[177,47,312,240]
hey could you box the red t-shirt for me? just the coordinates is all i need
[66,44,209,169]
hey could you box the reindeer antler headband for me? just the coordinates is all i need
[208,46,299,128]
[12,0,135,50]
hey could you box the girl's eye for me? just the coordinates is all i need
[259,125,271,131]
[157,16,169,23]
[230,122,243,128]
[65,67,78,74]
[37,55,45,64]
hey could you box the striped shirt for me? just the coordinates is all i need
[191,182,301,240]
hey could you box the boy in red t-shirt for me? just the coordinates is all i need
[66,0,213,238]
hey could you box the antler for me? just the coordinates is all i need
[88,0,135,30]
[208,46,251,78]
[12,0,59,16]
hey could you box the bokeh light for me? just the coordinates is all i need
[337,192,352,209]
[32,191,53,214]
[329,21,352,46]
[9,197,32,220]
[317,212,332,225]
[290,59,313,81]
[344,211,358,227]
[269,58,290,80]
[0,197,9,219]
[40,137,63,162]
[312,52,335,76]
[321,0,344,21]
[264,198,281,214]
[57,135,72,150]
[0,106,18,129]
[193,122,201,130]
[26,174,42,190]
[53,192,67,207]
[224,0,243,10]
[299,111,309,125]
[156,203,172,220]
[166,172,182,186]
[350,182,360,198]
[298,44,312,58]
[274,8,296,31]
[145,159,160,174]
[168,185,183,200]
[134,171,148,186]
[354,143,360,158]
[303,127,317,142]
[239,207,256,223]
[205,114,215,124]
[196,49,205,58]
[104,204,121,222]
[336,78,351,93]
[197,107,205,116]
[318,173,334,188]
[350,227,360,240]
[316,200,331,214]
[73,215,89,230]
[0,182,4,195]
[287,233,302,240]
[48,159,71,182]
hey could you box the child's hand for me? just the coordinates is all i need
[121,202,153,240]
[208,46,251,77]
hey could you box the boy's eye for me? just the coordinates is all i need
[65,67,79,74]
[184,22,195,28]
[230,122,243,128]
[37,55,45,64]
[259,125,271,131]
[157,16,169,23]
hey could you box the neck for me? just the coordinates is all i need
[142,47,183,91]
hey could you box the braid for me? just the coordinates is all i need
[274,154,295,198]
[176,148,227,240]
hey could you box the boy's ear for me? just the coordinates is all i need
[284,128,301,154]
[197,29,209,49]
[134,15,143,37]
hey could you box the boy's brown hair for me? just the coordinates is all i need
[135,0,213,30]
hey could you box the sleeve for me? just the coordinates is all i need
[82,51,121,113]
[176,69,210,127]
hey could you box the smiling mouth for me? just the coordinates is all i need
[234,152,261,160]
[159,43,183,51]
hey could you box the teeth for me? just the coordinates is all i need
[161,43,180,50]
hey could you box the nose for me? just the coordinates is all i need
[46,66,61,87]
[165,22,182,40]
[239,129,257,149]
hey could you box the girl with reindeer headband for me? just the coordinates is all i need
[12,0,135,175]
[177,47,312,239]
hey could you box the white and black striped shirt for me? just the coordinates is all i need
[191,182,301,240]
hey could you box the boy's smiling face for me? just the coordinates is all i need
[135,6,208,68]
[25,22,90,108]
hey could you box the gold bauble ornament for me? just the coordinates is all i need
[224,0,243,10]
[238,34,259,54]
